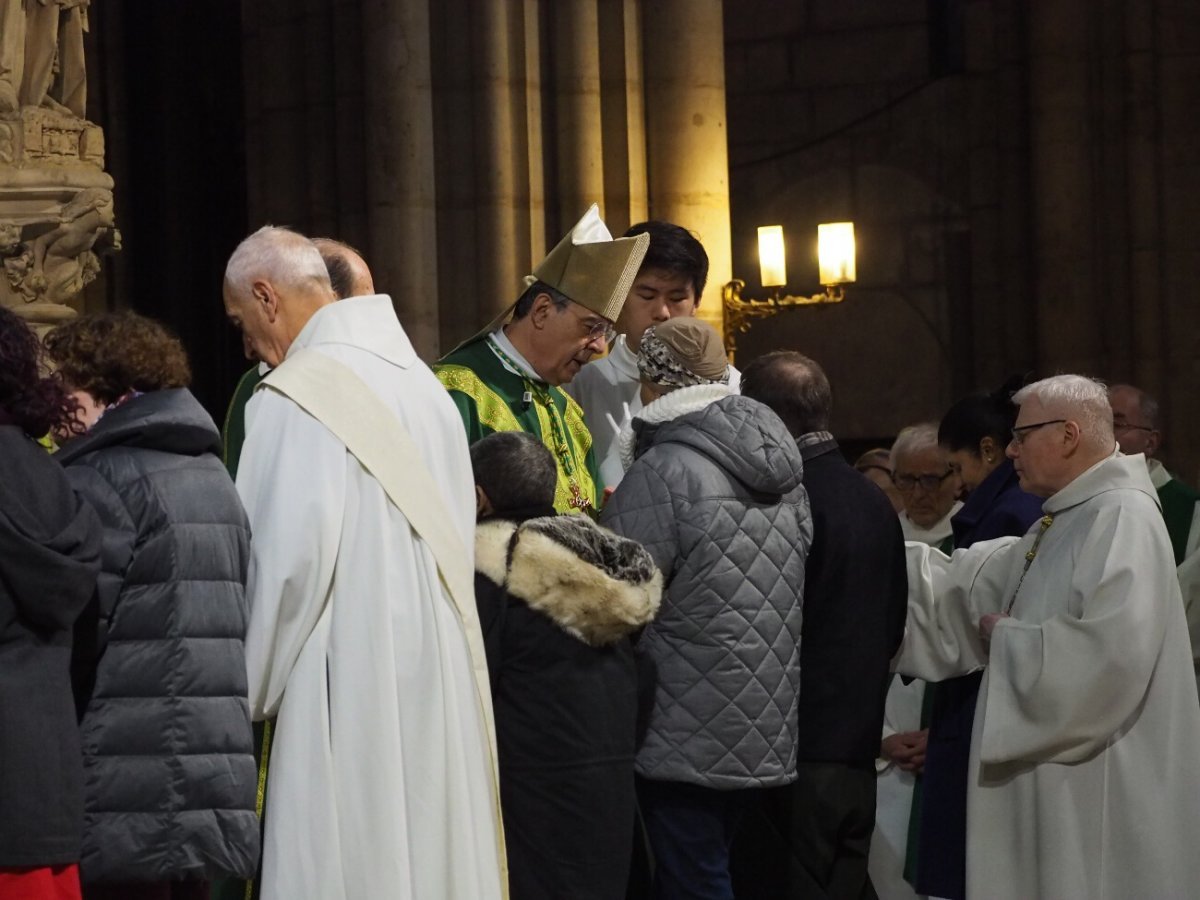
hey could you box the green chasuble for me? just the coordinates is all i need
[1159,478,1200,566]
[435,335,603,514]
[221,365,266,481]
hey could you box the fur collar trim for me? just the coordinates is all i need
[618,382,734,472]
[475,516,662,646]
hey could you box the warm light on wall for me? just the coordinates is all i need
[757,225,787,288]
[818,222,856,285]
[722,222,858,361]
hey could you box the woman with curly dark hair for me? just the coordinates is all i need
[46,312,260,900]
[0,307,101,900]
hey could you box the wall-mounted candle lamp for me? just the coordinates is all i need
[722,222,856,360]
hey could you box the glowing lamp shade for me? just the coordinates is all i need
[818,222,856,285]
[757,225,787,288]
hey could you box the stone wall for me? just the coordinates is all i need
[724,0,1200,482]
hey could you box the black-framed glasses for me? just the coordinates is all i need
[893,470,954,492]
[1010,419,1066,445]
[1113,421,1154,434]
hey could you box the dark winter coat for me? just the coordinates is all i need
[915,458,1043,900]
[601,387,813,789]
[792,437,909,763]
[0,424,101,867]
[475,512,662,900]
[55,389,259,884]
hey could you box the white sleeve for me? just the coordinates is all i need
[893,537,1021,682]
[236,389,346,720]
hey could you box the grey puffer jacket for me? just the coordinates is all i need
[55,389,259,883]
[601,386,812,788]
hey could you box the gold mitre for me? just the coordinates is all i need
[531,203,650,322]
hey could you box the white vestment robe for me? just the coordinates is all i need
[567,334,740,489]
[238,296,504,900]
[896,452,1200,899]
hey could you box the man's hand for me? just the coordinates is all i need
[881,729,928,774]
[979,612,1010,644]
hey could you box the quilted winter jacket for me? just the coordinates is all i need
[601,387,812,788]
[55,389,259,884]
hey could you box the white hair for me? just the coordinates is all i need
[223,225,332,299]
[891,422,941,462]
[1014,374,1114,446]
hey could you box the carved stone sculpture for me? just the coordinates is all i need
[0,0,113,326]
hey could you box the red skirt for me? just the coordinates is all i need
[0,865,82,900]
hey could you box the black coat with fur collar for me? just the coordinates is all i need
[474,513,661,900]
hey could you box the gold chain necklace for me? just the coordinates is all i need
[1004,514,1054,615]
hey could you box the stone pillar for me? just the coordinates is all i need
[552,0,606,227]
[464,0,533,327]
[362,0,440,357]
[1026,0,1103,374]
[642,0,732,337]
[598,0,648,237]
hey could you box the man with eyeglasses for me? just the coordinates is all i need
[1108,384,1200,566]
[894,374,1200,899]
[891,423,963,550]
[435,205,648,513]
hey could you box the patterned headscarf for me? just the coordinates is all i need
[636,319,730,392]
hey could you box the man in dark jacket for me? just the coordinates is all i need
[600,320,813,900]
[735,350,908,900]
[471,431,662,900]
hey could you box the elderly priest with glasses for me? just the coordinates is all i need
[436,206,649,514]
[894,374,1200,899]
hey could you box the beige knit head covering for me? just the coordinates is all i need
[637,318,730,391]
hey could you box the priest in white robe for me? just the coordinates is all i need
[223,226,505,900]
[895,373,1200,900]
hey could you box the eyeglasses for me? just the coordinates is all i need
[568,307,616,344]
[1010,419,1066,445]
[1113,421,1154,434]
[892,470,953,493]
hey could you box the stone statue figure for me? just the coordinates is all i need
[4,186,115,307]
[0,0,111,324]
[0,0,90,116]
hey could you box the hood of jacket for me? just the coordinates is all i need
[637,391,803,497]
[0,427,100,616]
[55,388,221,463]
[475,514,662,646]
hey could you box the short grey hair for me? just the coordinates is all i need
[224,225,332,299]
[891,422,940,463]
[1014,374,1114,446]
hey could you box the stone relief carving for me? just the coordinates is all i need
[0,0,116,325]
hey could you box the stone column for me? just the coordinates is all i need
[642,0,732,337]
[362,0,440,357]
[1026,0,1103,374]
[552,0,606,227]
[598,0,648,237]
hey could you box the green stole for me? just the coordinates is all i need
[1158,478,1200,565]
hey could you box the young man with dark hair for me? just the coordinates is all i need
[568,220,741,489]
